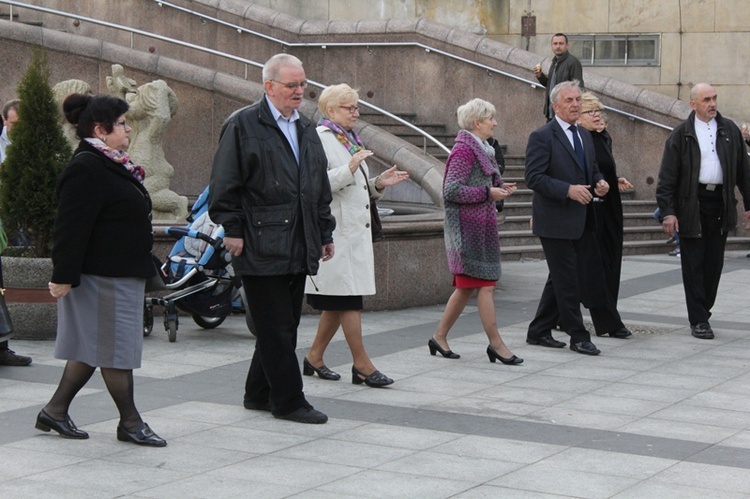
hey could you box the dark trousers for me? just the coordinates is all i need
[528,231,624,343]
[528,235,591,343]
[242,274,308,416]
[679,188,727,325]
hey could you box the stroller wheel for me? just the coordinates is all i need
[143,305,154,337]
[192,314,227,329]
[167,317,178,342]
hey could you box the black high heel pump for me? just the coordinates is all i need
[486,346,523,365]
[428,338,460,359]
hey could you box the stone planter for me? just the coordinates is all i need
[3,256,56,340]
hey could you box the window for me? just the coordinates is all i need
[568,34,660,66]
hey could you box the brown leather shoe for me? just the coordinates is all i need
[0,348,32,366]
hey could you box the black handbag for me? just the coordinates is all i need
[0,289,14,342]
[145,253,167,293]
[359,166,384,242]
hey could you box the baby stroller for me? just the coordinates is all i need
[144,187,253,342]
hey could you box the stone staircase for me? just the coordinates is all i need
[362,110,750,260]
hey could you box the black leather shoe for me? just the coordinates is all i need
[35,409,89,439]
[428,338,460,359]
[243,400,272,411]
[117,422,167,447]
[691,322,714,339]
[570,341,601,355]
[486,346,523,365]
[596,327,632,338]
[526,336,566,348]
[352,366,394,387]
[302,357,341,380]
[274,406,328,424]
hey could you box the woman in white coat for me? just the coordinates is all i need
[304,84,408,387]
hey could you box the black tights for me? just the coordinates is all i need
[44,360,143,431]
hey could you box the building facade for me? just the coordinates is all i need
[256,0,750,122]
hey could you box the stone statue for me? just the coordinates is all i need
[106,65,188,221]
[51,79,92,151]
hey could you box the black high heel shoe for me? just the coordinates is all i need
[303,358,341,380]
[35,409,89,439]
[117,422,167,447]
[351,366,394,387]
[428,338,460,359]
[486,346,523,365]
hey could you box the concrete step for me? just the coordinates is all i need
[498,225,672,247]
[358,111,417,126]
[506,190,638,204]
[624,212,660,227]
[502,213,667,233]
[622,199,657,213]
[501,236,750,261]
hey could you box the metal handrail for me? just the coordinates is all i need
[152,0,674,132]
[0,0,452,153]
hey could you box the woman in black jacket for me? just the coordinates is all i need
[578,92,633,308]
[36,94,165,447]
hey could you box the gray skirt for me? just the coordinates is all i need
[55,274,145,369]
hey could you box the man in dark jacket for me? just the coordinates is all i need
[209,54,335,423]
[657,83,750,339]
[534,33,584,121]
[0,98,32,367]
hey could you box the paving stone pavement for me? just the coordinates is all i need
[2,251,750,498]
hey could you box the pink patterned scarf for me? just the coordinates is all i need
[318,118,363,155]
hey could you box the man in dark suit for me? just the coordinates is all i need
[657,83,750,339]
[524,80,613,356]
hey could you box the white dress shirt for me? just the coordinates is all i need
[694,116,723,185]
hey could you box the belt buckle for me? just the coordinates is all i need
[706,183,717,191]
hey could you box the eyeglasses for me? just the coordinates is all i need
[339,105,360,114]
[271,80,308,90]
[581,109,602,116]
[115,120,130,128]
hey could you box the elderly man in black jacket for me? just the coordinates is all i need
[534,33,584,121]
[209,53,336,423]
[657,82,750,339]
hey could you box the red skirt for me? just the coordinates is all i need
[453,274,496,289]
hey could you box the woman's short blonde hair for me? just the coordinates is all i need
[580,91,604,111]
[318,83,359,116]
[456,98,496,130]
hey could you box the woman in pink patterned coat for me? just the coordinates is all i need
[428,98,523,365]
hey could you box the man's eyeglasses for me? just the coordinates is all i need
[272,80,308,90]
[581,109,602,116]
[339,105,360,114]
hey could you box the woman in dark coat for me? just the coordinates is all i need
[578,92,633,305]
[36,94,165,447]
